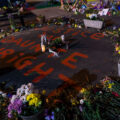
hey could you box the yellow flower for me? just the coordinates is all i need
[26,95,30,101]
[42,90,46,95]
[80,88,87,94]
[27,93,40,101]
[33,97,38,103]
[71,101,76,105]
[71,98,76,106]
[108,84,112,89]
[75,24,78,28]
[86,14,89,18]
[104,80,109,83]
[27,93,42,107]
[116,46,119,51]
[29,99,34,106]
[3,6,7,10]
[27,94,34,101]
[118,50,120,54]
[15,29,19,32]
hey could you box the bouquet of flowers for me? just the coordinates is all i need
[86,13,98,20]
[101,76,120,97]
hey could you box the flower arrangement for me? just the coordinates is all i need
[43,76,120,120]
[86,13,98,20]
[0,76,119,120]
[85,9,102,21]
[101,76,120,97]
[7,83,45,119]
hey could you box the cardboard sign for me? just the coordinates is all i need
[98,8,109,16]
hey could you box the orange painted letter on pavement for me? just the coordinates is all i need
[24,62,54,82]
[80,31,90,38]
[0,49,14,59]
[62,52,88,69]
[29,44,41,53]
[90,33,104,40]
[14,56,37,70]
[20,40,35,47]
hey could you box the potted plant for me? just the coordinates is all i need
[83,13,104,29]
[7,83,46,120]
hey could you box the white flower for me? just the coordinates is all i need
[0,91,3,95]
[78,25,82,29]
[89,14,93,19]
[0,91,7,97]
[17,88,25,97]
[24,85,29,90]
[2,93,7,98]
[17,88,21,95]
[99,91,103,94]
[89,14,97,19]
[25,88,32,95]
[80,99,84,105]
[20,95,26,103]
[11,95,18,104]
[21,84,26,90]
[27,83,34,90]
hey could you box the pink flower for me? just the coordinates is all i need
[112,92,120,97]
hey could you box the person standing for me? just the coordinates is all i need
[18,5,25,27]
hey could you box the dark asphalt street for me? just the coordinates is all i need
[0,25,116,95]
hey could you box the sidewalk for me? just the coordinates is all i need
[31,7,73,19]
